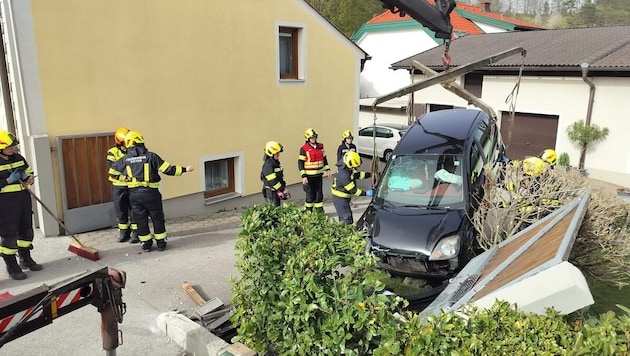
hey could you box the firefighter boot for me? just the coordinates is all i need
[156,239,167,252]
[129,230,140,244]
[3,255,27,280]
[18,248,43,271]
[142,239,153,252]
[117,229,131,243]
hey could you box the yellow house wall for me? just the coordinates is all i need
[30,0,361,200]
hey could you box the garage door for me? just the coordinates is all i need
[500,112,558,160]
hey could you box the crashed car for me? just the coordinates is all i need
[357,109,507,280]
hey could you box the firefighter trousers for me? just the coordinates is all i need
[129,188,166,242]
[303,175,324,212]
[332,196,353,225]
[112,186,136,231]
[263,187,281,207]
[0,190,35,256]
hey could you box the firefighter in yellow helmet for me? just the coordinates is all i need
[108,131,194,252]
[260,141,289,207]
[106,127,139,243]
[298,128,332,212]
[539,148,557,166]
[336,129,357,163]
[331,151,372,225]
[0,130,41,280]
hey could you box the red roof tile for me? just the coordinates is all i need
[367,3,541,34]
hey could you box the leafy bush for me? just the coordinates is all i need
[231,203,406,355]
[558,152,570,166]
[232,203,630,355]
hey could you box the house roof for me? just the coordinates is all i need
[391,25,630,72]
[363,3,541,37]
[455,4,544,31]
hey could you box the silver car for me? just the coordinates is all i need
[356,123,409,161]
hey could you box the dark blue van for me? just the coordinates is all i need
[357,109,506,280]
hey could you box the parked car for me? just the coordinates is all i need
[357,109,507,281]
[356,123,409,162]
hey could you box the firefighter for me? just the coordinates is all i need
[331,151,372,225]
[0,131,42,280]
[336,130,357,163]
[107,127,139,243]
[298,128,332,213]
[261,141,289,207]
[108,131,194,252]
[539,148,557,166]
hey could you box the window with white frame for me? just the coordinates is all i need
[278,25,303,80]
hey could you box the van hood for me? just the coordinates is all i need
[362,204,465,256]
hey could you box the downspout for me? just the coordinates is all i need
[579,62,596,170]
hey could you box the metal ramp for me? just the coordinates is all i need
[422,190,593,317]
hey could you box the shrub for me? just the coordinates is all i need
[558,152,570,166]
[231,203,405,355]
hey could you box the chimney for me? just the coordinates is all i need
[481,1,491,12]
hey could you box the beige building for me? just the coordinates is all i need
[0,0,366,235]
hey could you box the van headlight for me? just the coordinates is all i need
[429,235,460,260]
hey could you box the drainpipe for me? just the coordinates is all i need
[578,62,596,170]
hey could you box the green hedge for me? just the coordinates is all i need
[231,204,630,355]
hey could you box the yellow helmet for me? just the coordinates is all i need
[343,151,362,169]
[264,141,283,157]
[522,156,545,176]
[540,149,557,165]
[114,127,129,145]
[124,131,144,148]
[0,131,18,149]
[304,128,318,140]
[341,130,353,139]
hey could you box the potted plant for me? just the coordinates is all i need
[566,120,609,173]
[557,152,570,168]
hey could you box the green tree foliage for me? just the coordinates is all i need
[305,0,384,38]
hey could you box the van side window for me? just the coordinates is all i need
[470,143,485,183]
[474,116,493,162]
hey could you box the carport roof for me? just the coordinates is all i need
[391,25,630,72]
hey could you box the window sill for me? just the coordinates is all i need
[278,78,305,84]
[204,192,241,206]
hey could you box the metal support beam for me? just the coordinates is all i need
[372,47,527,110]
[412,60,497,122]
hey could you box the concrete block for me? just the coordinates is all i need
[218,342,257,356]
[157,311,202,349]
[186,327,229,356]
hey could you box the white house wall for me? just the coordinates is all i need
[358,29,438,97]
[410,73,630,185]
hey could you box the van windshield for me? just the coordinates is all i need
[375,154,465,208]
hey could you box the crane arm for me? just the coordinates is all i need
[379,0,455,39]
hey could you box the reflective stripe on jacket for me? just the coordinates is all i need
[0,154,34,194]
[331,164,370,199]
[261,157,285,191]
[107,145,128,187]
[108,144,185,189]
[298,142,329,177]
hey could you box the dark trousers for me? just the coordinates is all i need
[332,196,353,225]
[263,187,281,207]
[129,188,166,242]
[0,190,34,256]
[303,175,324,212]
[113,186,135,229]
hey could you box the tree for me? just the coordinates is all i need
[306,0,384,38]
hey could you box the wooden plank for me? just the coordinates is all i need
[181,281,206,306]
[62,138,79,209]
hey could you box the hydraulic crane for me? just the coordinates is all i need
[0,267,126,355]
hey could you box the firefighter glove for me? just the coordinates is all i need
[366,189,374,197]
[6,170,21,184]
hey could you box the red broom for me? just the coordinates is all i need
[26,187,100,261]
